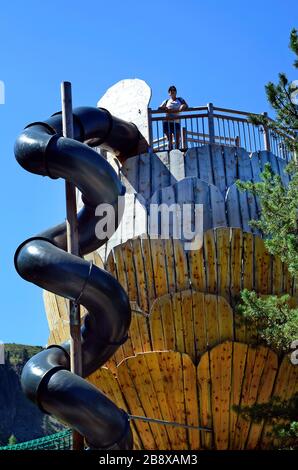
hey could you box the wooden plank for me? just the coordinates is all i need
[246,191,261,235]
[172,239,189,291]
[254,237,272,294]
[230,343,248,446]
[122,193,136,245]
[204,230,217,294]
[148,188,160,238]
[151,151,170,194]
[261,355,297,448]
[136,312,151,354]
[181,289,196,363]
[126,354,170,449]
[215,228,230,301]
[232,345,257,449]
[151,238,168,298]
[182,353,200,449]
[276,157,290,187]
[237,147,253,182]
[172,291,185,353]
[117,357,158,449]
[232,345,269,449]
[160,294,176,351]
[217,296,234,343]
[167,352,187,447]
[219,342,232,449]
[223,146,237,188]
[210,342,232,449]
[259,150,270,171]
[250,152,262,182]
[193,179,212,231]
[238,187,252,232]
[105,249,117,278]
[230,228,243,298]
[169,149,185,184]
[144,353,180,449]
[184,147,199,178]
[267,152,279,176]
[192,291,208,360]
[122,240,138,302]
[112,245,129,294]
[150,297,166,351]
[197,350,213,449]
[210,145,226,194]
[197,145,214,185]
[87,367,143,450]
[131,237,149,313]
[226,184,242,229]
[121,155,139,193]
[138,153,151,200]
[163,239,177,294]
[242,232,254,291]
[209,185,227,228]
[246,349,278,449]
[133,194,147,240]
[128,310,144,358]
[187,243,206,292]
[157,185,176,239]
[205,294,220,348]
[176,177,194,242]
[271,255,284,295]
[141,237,156,306]
[238,346,268,449]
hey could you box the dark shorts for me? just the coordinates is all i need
[163,121,181,135]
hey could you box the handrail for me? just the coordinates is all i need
[150,106,208,114]
[148,103,295,160]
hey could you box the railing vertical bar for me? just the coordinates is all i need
[222,118,227,144]
[252,123,257,152]
[202,117,206,144]
[242,121,247,150]
[207,102,215,144]
[247,121,252,152]
[232,119,236,143]
[147,107,153,150]
[156,120,160,151]
[257,125,262,150]
[227,118,232,145]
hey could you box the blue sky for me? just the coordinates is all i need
[0,0,297,346]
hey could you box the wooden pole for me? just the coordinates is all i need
[262,112,271,152]
[61,81,84,450]
[207,102,215,144]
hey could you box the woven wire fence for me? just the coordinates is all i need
[0,430,72,450]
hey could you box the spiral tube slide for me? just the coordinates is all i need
[14,107,144,450]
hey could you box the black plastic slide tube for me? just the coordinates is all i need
[14,107,142,449]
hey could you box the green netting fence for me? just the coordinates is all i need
[0,430,72,450]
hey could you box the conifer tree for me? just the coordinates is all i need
[236,29,298,448]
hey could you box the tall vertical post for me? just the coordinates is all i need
[147,107,153,151]
[207,102,215,144]
[262,112,271,152]
[61,81,84,451]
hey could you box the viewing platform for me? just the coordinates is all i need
[148,103,294,161]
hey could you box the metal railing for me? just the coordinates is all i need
[148,103,294,161]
